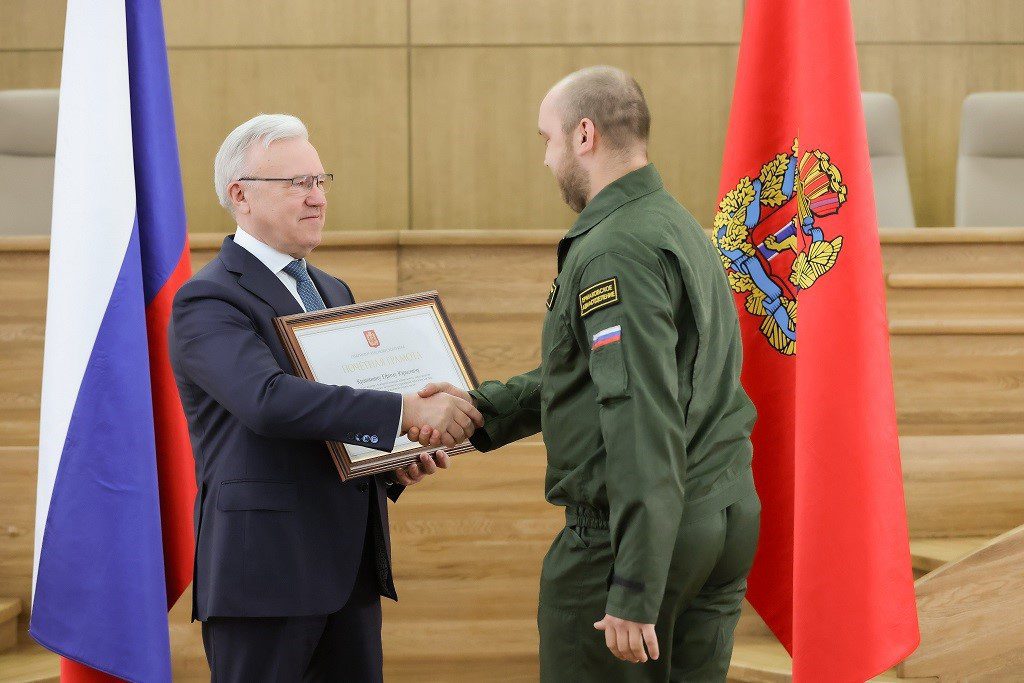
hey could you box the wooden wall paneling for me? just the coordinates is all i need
[891,333,1024,435]
[886,285,1024,322]
[397,239,557,315]
[0,2,65,50]
[410,0,742,46]
[447,315,546,382]
[0,249,47,449]
[901,434,1024,538]
[7,2,1023,51]
[0,0,410,50]
[852,0,1024,44]
[162,1,407,48]
[410,46,738,231]
[167,48,409,235]
[880,229,1024,273]
[858,45,1024,227]
[0,52,62,91]
[398,236,558,380]
[884,232,1024,319]
[0,447,37,627]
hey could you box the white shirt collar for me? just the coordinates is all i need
[233,226,297,275]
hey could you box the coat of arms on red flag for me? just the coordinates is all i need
[363,330,380,348]
[713,138,845,355]
[714,2,920,679]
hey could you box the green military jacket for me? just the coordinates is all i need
[469,164,756,623]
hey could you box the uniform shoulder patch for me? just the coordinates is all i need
[578,277,619,318]
[545,280,559,310]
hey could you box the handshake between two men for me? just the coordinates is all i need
[395,382,480,486]
[174,64,761,682]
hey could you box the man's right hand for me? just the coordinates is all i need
[401,390,483,448]
[407,383,479,448]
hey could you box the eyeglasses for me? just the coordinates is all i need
[238,173,334,194]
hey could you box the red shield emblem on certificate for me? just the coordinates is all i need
[363,330,380,348]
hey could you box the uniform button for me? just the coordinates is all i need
[357,482,369,493]
[362,435,370,443]
[370,435,379,444]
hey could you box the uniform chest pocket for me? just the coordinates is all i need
[540,311,575,404]
[589,341,630,402]
[541,310,573,367]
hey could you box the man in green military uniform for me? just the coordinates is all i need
[410,66,761,681]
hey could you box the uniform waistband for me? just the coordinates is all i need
[563,468,756,531]
[565,505,609,530]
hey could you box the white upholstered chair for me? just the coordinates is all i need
[955,92,1024,227]
[862,91,915,228]
[0,89,59,235]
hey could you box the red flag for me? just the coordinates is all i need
[713,1,920,680]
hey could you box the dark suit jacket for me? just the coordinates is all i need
[169,236,403,621]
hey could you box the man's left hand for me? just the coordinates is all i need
[593,614,659,663]
[391,449,449,486]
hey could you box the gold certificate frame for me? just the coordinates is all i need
[274,291,478,481]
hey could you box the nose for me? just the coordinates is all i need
[306,186,326,206]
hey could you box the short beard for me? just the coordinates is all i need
[556,145,590,214]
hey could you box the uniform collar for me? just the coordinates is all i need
[563,163,663,241]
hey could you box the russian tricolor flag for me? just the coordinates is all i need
[31,1,195,681]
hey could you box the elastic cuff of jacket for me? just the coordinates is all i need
[605,583,658,625]
[468,428,495,453]
[469,384,523,452]
[470,382,521,420]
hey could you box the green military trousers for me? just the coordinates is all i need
[538,488,761,682]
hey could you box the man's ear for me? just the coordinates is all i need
[577,118,596,155]
[228,181,250,215]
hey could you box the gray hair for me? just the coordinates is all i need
[554,66,650,153]
[213,113,309,211]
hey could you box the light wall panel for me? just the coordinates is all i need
[0,52,61,91]
[168,48,409,234]
[4,2,1024,232]
[10,1,1024,51]
[859,44,1024,228]
[0,1,64,50]
[0,447,37,620]
[852,0,1024,44]
[410,0,742,45]
[0,1,409,50]
[162,0,407,48]
[410,45,738,230]
[0,248,47,448]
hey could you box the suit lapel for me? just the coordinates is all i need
[218,236,304,317]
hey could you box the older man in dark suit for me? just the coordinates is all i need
[169,113,482,682]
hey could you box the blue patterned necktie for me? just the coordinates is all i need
[282,259,327,312]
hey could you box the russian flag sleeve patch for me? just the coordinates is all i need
[591,325,622,350]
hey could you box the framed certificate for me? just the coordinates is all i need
[274,291,478,481]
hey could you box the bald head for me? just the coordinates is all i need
[549,66,651,155]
